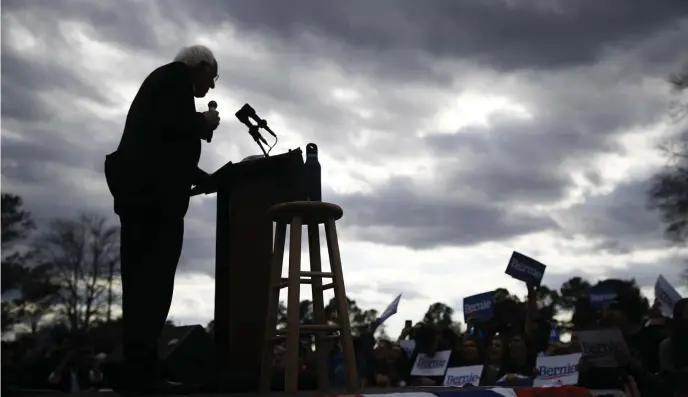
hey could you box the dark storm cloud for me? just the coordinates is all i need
[1,0,685,274]
[424,116,616,205]
[166,0,688,71]
[334,177,558,249]
[556,178,670,254]
[1,51,112,123]
[0,49,122,184]
[2,0,160,52]
[1,119,116,184]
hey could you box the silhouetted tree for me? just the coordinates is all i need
[1,193,35,246]
[648,65,688,245]
[494,287,521,303]
[422,302,455,329]
[1,193,60,333]
[595,278,649,322]
[532,285,561,321]
[11,264,61,333]
[37,213,120,331]
[324,296,378,335]
[559,277,592,310]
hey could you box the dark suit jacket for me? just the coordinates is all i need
[104,62,211,218]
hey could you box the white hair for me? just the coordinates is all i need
[173,45,216,67]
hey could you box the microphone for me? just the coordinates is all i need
[238,103,277,138]
[206,101,218,143]
[235,105,268,145]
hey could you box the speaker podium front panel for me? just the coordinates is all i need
[212,149,304,377]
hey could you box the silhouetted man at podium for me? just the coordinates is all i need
[104,45,220,394]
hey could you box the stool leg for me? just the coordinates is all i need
[285,216,303,392]
[259,221,287,392]
[307,223,330,391]
[324,219,359,391]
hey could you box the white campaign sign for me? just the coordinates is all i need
[443,365,483,387]
[533,353,581,387]
[577,328,628,368]
[655,275,683,317]
[399,339,416,357]
[410,349,452,377]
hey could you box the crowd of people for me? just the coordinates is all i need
[1,285,686,396]
[283,286,687,397]
[2,328,107,393]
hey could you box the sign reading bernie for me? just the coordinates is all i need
[505,251,547,286]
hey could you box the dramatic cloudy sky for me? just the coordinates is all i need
[2,0,688,335]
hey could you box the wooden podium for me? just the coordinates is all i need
[201,149,305,381]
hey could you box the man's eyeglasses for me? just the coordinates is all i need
[213,74,219,83]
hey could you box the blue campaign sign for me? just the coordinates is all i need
[463,291,495,322]
[589,285,616,309]
[505,251,546,286]
[549,324,560,341]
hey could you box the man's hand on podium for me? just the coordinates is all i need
[192,168,213,196]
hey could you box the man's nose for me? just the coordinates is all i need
[210,81,215,89]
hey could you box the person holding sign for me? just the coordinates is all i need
[454,336,483,367]
[402,323,459,386]
[482,335,507,386]
[371,342,406,388]
[498,333,537,380]
[577,292,651,393]
[659,298,688,395]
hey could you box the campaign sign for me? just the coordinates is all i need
[577,328,628,368]
[655,275,683,318]
[377,293,402,325]
[463,291,494,322]
[410,349,452,377]
[549,325,560,342]
[505,251,547,286]
[399,339,416,357]
[589,285,617,309]
[443,365,484,387]
[533,353,582,387]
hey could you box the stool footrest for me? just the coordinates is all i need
[275,277,314,289]
[274,324,340,336]
[275,272,334,289]
[300,271,333,278]
[270,333,340,343]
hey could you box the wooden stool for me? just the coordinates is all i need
[259,201,358,392]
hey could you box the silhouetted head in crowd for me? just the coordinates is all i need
[413,323,440,356]
[674,298,688,330]
[459,336,481,364]
[507,333,530,364]
[375,341,403,363]
[571,297,596,330]
[273,345,286,368]
[568,330,582,353]
[603,292,646,330]
[671,298,688,371]
[439,327,458,350]
[486,335,506,365]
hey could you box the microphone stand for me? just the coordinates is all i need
[248,124,269,157]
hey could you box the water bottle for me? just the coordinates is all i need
[304,143,321,201]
